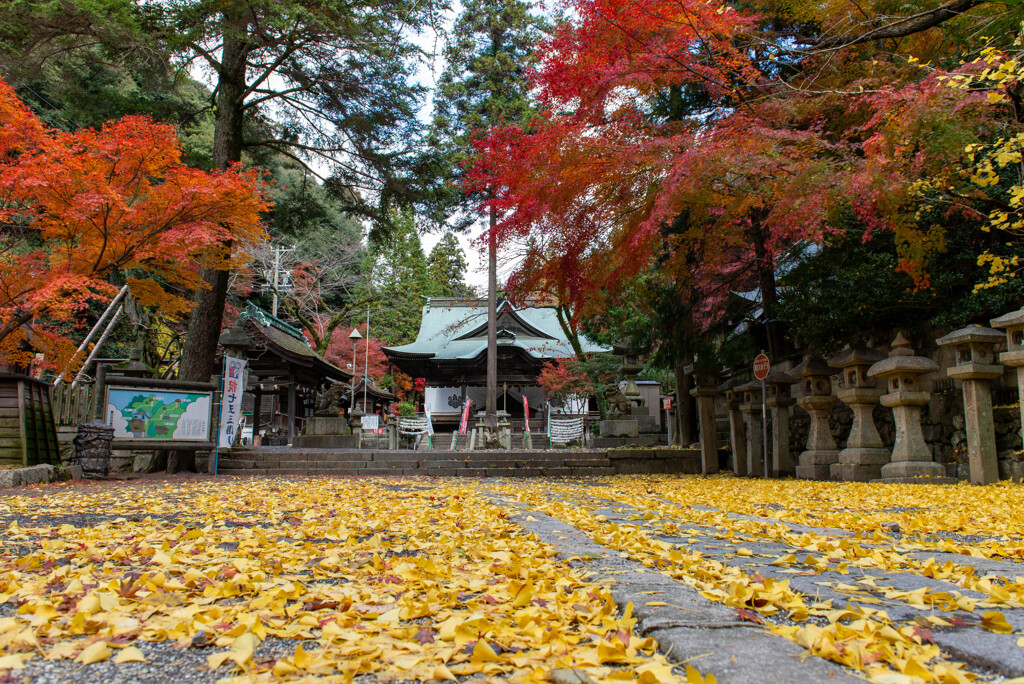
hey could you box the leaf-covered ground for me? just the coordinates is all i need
[0,476,680,683]
[3,474,1024,683]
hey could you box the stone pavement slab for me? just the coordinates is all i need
[483,487,864,684]
[485,476,1024,682]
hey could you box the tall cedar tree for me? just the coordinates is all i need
[430,0,545,416]
[426,233,473,299]
[153,0,440,384]
[362,208,434,346]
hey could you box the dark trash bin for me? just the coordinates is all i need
[73,420,114,478]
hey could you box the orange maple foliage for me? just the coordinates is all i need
[0,77,268,372]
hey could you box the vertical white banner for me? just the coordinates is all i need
[219,355,247,448]
[424,405,434,435]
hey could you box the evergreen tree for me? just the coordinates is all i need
[363,209,434,346]
[429,0,546,217]
[427,233,473,299]
[1,0,443,383]
[429,0,546,416]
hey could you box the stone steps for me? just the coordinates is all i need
[216,447,699,477]
[221,466,614,478]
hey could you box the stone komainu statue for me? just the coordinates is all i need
[603,384,633,418]
[314,383,348,417]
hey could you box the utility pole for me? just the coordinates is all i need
[486,207,497,425]
[268,245,293,318]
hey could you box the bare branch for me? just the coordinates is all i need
[808,0,987,52]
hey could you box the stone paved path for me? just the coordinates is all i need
[482,477,1024,683]
[2,474,1023,683]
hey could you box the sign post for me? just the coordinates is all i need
[753,353,770,479]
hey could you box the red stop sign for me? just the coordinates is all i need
[753,353,770,380]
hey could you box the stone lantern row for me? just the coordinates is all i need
[693,308,1024,485]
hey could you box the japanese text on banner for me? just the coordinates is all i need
[219,356,247,448]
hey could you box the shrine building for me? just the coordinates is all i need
[382,297,610,429]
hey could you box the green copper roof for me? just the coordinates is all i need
[240,303,306,341]
[383,299,609,361]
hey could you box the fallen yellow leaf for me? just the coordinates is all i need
[76,641,111,665]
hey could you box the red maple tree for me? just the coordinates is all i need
[469,0,997,353]
[322,325,412,398]
[0,77,269,371]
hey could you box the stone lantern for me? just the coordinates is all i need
[867,333,945,481]
[618,345,646,409]
[990,307,1024,457]
[828,346,888,481]
[765,370,797,477]
[688,368,719,475]
[792,355,838,480]
[720,379,747,476]
[936,325,1004,484]
[737,380,765,476]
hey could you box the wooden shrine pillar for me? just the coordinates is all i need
[252,385,262,442]
[287,372,297,444]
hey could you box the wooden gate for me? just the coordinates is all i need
[0,375,60,467]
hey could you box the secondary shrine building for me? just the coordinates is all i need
[382,298,609,429]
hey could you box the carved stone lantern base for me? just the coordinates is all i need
[878,460,950,482]
[795,392,838,481]
[831,448,890,482]
[796,456,839,481]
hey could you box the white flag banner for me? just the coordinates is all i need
[424,405,434,435]
[219,355,247,448]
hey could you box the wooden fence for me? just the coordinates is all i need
[0,375,60,467]
[52,383,95,429]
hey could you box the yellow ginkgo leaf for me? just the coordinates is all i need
[637,661,683,683]
[686,664,716,684]
[0,654,29,670]
[113,647,146,664]
[432,664,457,681]
[471,639,499,663]
[982,611,1014,634]
[76,641,111,665]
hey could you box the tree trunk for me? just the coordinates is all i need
[170,10,250,474]
[553,305,607,420]
[177,11,250,385]
[486,205,497,423]
[750,215,784,359]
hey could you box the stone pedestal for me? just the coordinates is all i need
[868,333,947,481]
[600,420,639,438]
[293,416,358,449]
[690,370,719,475]
[792,356,838,480]
[737,381,765,477]
[829,346,889,481]
[629,406,659,433]
[721,381,747,476]
[765,370,797,477]
[991,308,1024,472]
[937,325,1004,484]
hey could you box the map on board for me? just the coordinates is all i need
[106,388,212,441]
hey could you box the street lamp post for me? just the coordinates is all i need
[348,327,362,414]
